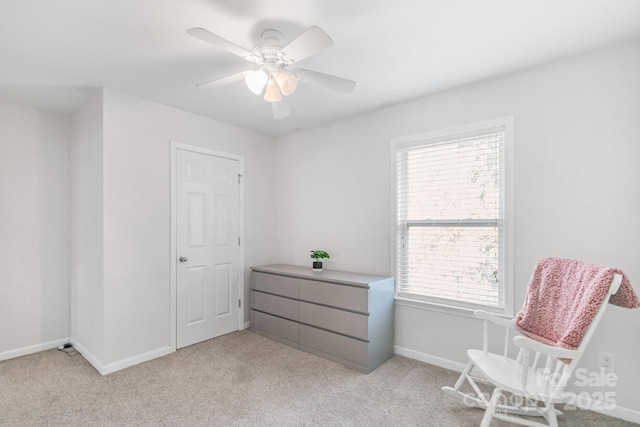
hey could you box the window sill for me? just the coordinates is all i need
[394,296,511,319]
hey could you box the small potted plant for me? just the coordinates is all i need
[310,250,330,272]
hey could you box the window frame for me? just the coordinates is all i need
[390,117,515,317]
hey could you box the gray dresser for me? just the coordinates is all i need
[249,264,394,373]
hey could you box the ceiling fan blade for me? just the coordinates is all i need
[272,98,291,119]
[293,68,356,94]
[280,26,333,64]
[196,70,250,88]
[187,27,258,62]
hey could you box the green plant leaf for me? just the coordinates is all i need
[310,250,330,260]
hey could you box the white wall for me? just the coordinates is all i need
[274,38,640,419]
[1,86,276,371]
[0,100,71,359]
[70,91,105,364]
[98,89,276,367]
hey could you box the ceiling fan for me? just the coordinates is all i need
[187,25,356,119]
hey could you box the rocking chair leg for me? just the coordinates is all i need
[480,387,503,427]
[454,361,474,390]
[545,403,559,427]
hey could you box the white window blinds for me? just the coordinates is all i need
[395,126,506,310]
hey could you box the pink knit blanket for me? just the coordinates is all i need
[514,258,640,351]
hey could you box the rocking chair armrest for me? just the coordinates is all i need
[474,310,515,329]
[512,336,579,360]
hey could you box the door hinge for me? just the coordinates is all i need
[238,237,241,246]
[239,299,242,308]
[238,174,243,184]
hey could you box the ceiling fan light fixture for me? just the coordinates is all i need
[275,71,297,96]
[245,69,268,95]
[263,78,282,103]
[188,25,356,116]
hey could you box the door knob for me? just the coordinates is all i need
[179,256,188,262]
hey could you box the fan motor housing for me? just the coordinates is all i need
[254,29,288,64]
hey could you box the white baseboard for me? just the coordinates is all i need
[0,337,70,362]
[394,345,640,424]
[71,339,174,375]
[243,321,250,329]
[571,393,640,424]
[69,339,104,373]
[72,322,253,376]
[394,345,467,372]
[599,405,640,424]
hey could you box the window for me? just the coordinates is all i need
[392,118,513,315]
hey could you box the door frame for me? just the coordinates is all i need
[170,141,245,351]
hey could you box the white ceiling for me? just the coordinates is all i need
[2,0,640,136]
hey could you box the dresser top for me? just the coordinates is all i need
[251,264,393,288]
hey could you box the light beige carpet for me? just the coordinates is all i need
[0,330,636,426]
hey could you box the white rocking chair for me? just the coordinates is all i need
[442,258,638,427]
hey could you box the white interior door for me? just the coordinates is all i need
[176,149,240,349]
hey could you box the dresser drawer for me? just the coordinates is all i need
[300,302,368,340]
[250,310,299,347]
[300,325,368,368]
[251,290,299,321]
[250,272,299,299]
[299,279,368,313]
[250,264,394,373]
